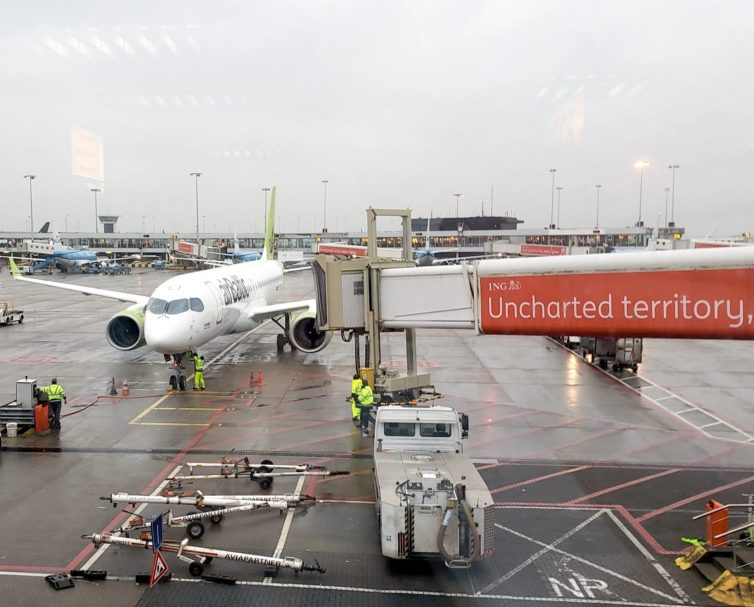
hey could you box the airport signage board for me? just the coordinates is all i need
[319,243,368,256]
[520,244,567,256]
[177,241,198,255]
[479,268,754,339]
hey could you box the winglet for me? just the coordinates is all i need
[263,186,276,260]
[9,256,20,278]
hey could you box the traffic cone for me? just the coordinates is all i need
[122,379,130,396]
[110,377,117,396]
[256,370,264,386]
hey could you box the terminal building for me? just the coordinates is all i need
[0,214,681,262]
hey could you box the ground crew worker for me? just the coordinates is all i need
[350,374,362,421]
[357,379,374,436]
[192,353,206,390]
[42,378,66,430]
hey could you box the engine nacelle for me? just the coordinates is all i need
[106,304,147,351]
[290,310,332,353]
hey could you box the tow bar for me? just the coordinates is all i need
[82,533,326,577]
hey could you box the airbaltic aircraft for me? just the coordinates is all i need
[10,188,330,389]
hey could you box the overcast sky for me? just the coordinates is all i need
[1,1,752,236]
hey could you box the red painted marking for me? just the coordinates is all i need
[636,472,754,523]
[65,405,225,570]
[480,267,754,338]
[567,468,680,504]
[490,466,592,494]
[10,355,60,363]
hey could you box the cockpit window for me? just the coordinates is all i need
[148,298,168,314]
[166,299,189,314]
[189,298,204,312]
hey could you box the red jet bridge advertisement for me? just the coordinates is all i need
[479,267,754,339]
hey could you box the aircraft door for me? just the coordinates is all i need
[204,281,224,325]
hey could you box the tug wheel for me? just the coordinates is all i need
[187,521,205,539]
[188,562,204,577]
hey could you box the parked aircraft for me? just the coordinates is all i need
[10,188,330,389]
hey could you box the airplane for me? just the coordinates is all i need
[9,188,331,390]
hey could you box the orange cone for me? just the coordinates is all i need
[122,380,130,396]
[256,370,264,386]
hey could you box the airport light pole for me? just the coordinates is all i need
[547,168,556,244]
[142,215,146,234]
[635,160,649,226]
[262,187,271,231]
[556,186,563,228]
[321,180,329,233]
[190,172,201,244]
[23,175,35,233]
[595,184,602,228]
[668,164,679,225]
[453,193,463,218]
[90,187,101,233]
[664,187,670,228]
[65,214,69,232]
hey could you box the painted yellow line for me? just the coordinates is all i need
[133,422,209,427]
[129,393,172,425]
[157,407,224,411]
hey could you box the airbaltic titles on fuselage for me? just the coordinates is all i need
[216,274,252,305]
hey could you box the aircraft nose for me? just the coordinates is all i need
[144,315,192,353]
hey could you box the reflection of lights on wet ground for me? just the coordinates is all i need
[566,351,582,412]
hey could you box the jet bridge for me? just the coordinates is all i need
[314,210,754,395]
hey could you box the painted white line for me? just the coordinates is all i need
[263,475,305,585]
[0,570,691,604]
[206,321,270,369]
[491,521,684,604]
[605,509,690,603]
[318,499,376,505]
[0,572,50,578]
[81,464,183,570]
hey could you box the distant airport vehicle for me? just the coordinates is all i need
[9,189,331,389]
[372,405,494,567]
[152,259,167,270]
[0,302,24,325]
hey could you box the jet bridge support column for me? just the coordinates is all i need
[313,208,430,402]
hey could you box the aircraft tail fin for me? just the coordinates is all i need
[263,186,276,260]
[38,221,50,234]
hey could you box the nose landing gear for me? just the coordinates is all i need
[166,353,188,391]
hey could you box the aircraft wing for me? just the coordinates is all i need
[248,299,314,322]
[9,258,148,305]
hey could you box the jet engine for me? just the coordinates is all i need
[106,304,147,351]
[289,310,332,353]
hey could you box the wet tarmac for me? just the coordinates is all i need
[1,266,753,606]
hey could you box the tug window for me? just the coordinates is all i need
[420,423,451,438]
[383,422,416,437]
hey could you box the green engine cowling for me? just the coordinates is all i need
[106,304,147,351]
[290,310,332,353]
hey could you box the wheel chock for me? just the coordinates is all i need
[202,573,236,585]
[263,565,278,577]
[70,569,108,580]
[45,573,75,590]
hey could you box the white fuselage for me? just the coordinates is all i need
[144,258,283,354]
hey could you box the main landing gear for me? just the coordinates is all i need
[271,314,297,353]
[166,353,188,391]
